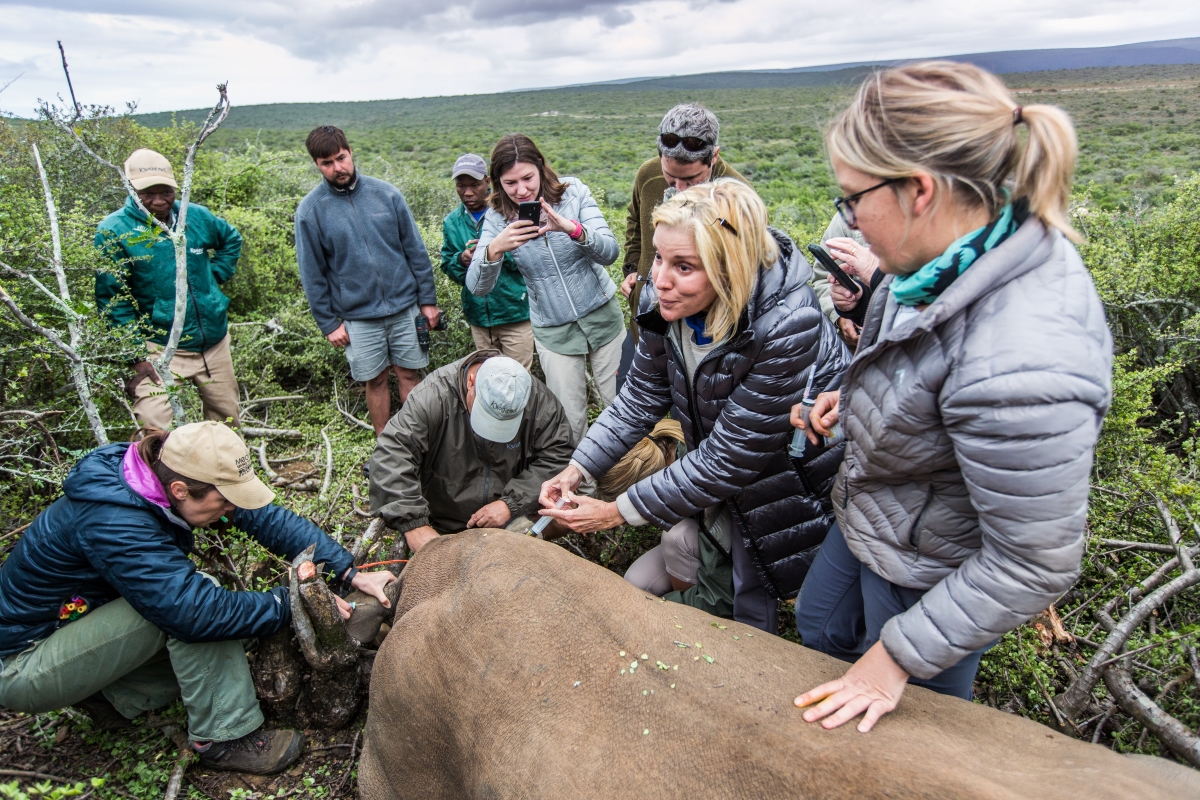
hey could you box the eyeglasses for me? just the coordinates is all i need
[659,132,713,152]
[833,178,899,227]
[713,217,738,236]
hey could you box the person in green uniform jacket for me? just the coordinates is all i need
[620,104,747,342]
[94,149,243,429]
[439,154,533,370]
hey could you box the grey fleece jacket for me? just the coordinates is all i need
[466,179,618,328]
[833,217,1113,679]
[295,175,437,336]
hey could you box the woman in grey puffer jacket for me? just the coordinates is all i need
[794,62,1113,733]
[538,180,850,632]
[468,134,623,445]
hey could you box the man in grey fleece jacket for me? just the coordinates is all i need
[296,127,440,433]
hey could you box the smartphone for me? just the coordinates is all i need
[807,244,860,294]
[517,201,541,227]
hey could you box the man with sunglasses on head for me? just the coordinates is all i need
[621,104,747,342]
[95,149,243,428]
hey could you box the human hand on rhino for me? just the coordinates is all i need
[795,640,910,733]
[331,568,398,620]
[538,464,625,534]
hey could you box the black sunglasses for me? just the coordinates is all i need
[659,132,713,152]
[834,178,899,227]
[713,217,738,236]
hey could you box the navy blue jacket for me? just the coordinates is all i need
[0,444,354,658]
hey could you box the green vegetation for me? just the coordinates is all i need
[2,63,1200,794]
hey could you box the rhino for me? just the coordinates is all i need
[349,530,1197,799]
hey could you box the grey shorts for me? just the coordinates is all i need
[344,305,429,381]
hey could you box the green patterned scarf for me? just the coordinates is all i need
[891,201,1024,307]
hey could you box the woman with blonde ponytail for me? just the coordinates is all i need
[539,180,850,631]
[792,62,1113,731]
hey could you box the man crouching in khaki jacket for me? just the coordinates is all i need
[368,352,573,551]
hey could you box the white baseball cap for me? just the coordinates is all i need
[470,357,531,443]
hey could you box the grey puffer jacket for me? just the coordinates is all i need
[467,179,619,328]
[834,217,1113,680]
[574,231,850,598]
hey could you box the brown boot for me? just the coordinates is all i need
[72,692,132,731]
[192,728,304,775]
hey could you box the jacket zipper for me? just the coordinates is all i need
[543,237,580,320]
[346,190,388,312]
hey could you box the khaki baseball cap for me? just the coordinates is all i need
[125,148,178,191]
[160,421,274,509]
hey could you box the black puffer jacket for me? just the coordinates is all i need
[573,231,850,598]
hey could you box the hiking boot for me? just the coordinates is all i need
[192,728,304,775]
[72,692,132,731]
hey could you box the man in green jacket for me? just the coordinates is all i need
[368,351,572,553]
[439,154,533,369]
[621,104,747,342]
[95,149,243,428]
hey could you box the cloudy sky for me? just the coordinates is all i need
[1,1,1197,115]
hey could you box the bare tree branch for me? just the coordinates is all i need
[319,429,334,501]
[1103,665,1200,767]
[56,40,81,122]
[31,142,107,445]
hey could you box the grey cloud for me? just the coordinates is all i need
[0,0,649,61]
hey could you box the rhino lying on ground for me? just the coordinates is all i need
[355,531,1198,799]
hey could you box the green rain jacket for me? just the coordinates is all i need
[439,205,529,328]
[94,197,242,352]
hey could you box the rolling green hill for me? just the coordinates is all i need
[137,64,1200,213]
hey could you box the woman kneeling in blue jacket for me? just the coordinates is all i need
[0,422,394,774]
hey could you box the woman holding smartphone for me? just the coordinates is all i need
[792,62,1113,732]
[468,134,623,444]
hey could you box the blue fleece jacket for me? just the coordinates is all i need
[0,444,354,658]
[295,174,438,336]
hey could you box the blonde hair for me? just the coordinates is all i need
[827,61,1080,242]
[596,420,685,502]
[651,179,779,343]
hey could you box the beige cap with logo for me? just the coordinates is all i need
[125,149,178,191]
[160,421,274,509]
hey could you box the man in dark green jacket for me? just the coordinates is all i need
[620,104,747,342]
[439,154,533,369]
[95,149,243,429]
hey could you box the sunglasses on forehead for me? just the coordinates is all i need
[659,132,713,152]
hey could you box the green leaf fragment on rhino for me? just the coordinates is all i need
[619,650,626,657]
[620,669,626,675]
[711,622,727,629]
[670,683,676,689]
[641,654,649,660]
[630,661,638,670]
[644,729,650,735]
[703,655,715,664]
[733,635,739,640]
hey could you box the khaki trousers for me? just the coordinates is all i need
[535,331,624,446]
[470,321,535,371]
[132,334,240,429]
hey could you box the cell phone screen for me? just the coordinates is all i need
[807,244,860,294]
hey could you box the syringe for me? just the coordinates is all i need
[530,496,568,538]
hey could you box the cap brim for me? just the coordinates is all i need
[130,176,179,191]
[471,400,523,443]
[452,168,487,180]
[217,475,275,510]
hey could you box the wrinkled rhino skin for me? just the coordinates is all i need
[359,531,1198,799]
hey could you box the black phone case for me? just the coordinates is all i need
[807,244,859,293]
[518,202,541,226]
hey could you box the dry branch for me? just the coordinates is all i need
[240,395,304,412]
[242,427,303,439]
[1103,665,1200,766]
[351,519,386,565]
[256,440,278,482]
[320,429,334,500]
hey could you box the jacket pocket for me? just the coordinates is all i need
[906,485,935,550]
[151,296,176,331]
